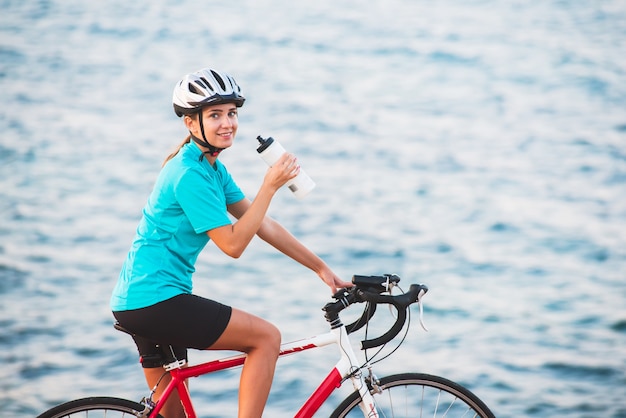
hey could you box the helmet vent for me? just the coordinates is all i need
[211,70,227,90]
[198,77,214,92]
[188,82,203,95]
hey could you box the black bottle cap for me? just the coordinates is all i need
[256,136,275,153]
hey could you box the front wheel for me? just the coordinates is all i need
[36,396,163,418]
[330,373,495,418]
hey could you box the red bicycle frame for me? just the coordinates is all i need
[147,328,377,418]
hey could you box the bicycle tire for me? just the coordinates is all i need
[330,373,496,418]
[36,396,163,418]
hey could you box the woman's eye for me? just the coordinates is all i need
[228,111,238,117]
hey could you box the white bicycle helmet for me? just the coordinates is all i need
[172,68,245,117]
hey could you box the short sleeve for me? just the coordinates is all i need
[174,167,235,234]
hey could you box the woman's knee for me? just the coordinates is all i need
[253,319,281,355]
[265,322,281,353]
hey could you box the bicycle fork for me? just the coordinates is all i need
[334,327,381,418]
[348,367,381,418]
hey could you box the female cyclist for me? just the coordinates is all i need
[110,67,351,418]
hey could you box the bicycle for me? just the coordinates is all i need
[37,274,496,418]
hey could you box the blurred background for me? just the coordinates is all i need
[1,1,625,416]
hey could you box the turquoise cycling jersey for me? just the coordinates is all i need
[110,142,245,311]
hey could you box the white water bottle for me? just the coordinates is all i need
[256,135,315,199]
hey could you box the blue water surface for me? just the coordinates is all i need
[1,1,625,417]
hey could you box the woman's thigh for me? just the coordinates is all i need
[208,308,281,352]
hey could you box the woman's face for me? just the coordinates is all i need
[186,103,239,150]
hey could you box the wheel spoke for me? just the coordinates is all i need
[36,397,153,418]
[330,373,495,418]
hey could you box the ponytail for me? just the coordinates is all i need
[163,135,191,166]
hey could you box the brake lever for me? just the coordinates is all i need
[417,288,429,332]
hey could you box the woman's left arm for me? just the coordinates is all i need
[228,199,352,294]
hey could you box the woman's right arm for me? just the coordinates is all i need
[207,153,298,258]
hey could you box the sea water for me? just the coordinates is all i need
[1,1,625,416]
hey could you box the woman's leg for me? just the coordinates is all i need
[208,308,281,418]
[143,367,187,418]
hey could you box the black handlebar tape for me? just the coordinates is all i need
[357,284,426,349]
[345,302,377,334]
[361,307,407,350]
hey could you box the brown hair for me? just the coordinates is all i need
[163,134,192,166]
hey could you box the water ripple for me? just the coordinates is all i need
[1,0,625,417]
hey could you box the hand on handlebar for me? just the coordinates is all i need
[318,266,353,294]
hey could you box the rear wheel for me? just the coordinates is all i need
[330,373,495,418]
[36,396,163,418]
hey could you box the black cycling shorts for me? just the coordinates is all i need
[113,294,232,368]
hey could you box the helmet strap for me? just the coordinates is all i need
[191,111,224,160]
